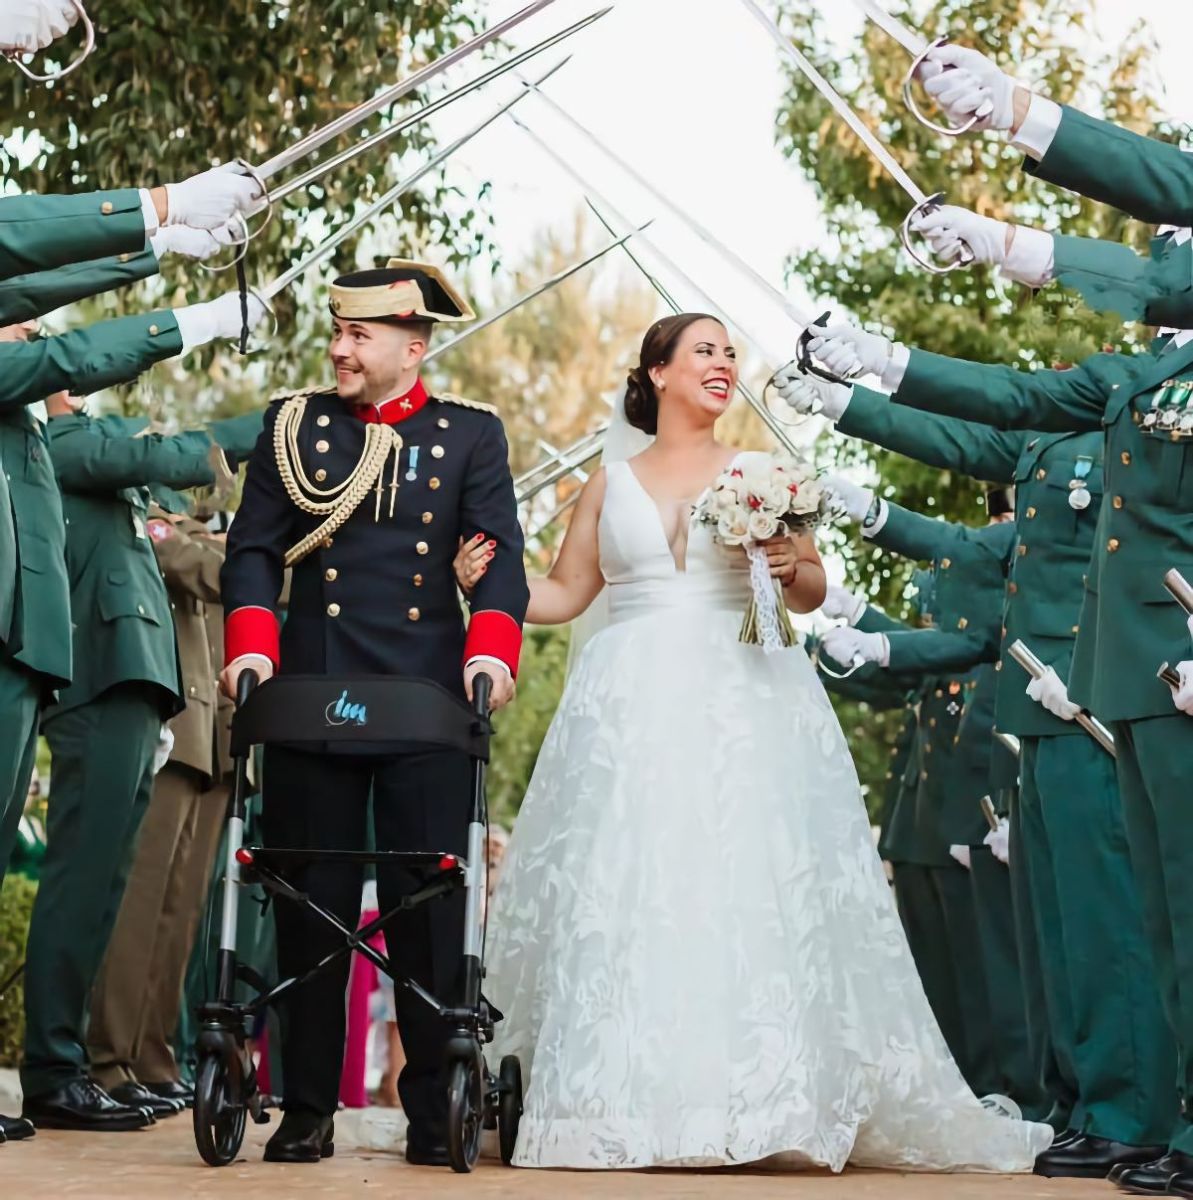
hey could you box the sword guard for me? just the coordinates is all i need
[901,192,976,275]
[4,0,94,83]
[201,160,273,275]
[794,310,864,386]
[198,212,251,277]
[902,35,992,138]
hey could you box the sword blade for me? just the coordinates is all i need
[266,4,606,208]
[1163,567,1193,616]
[738,0,926,204]
[256,0,575,181]
[849,0,925,56]
[261,61,556,303]
[426,221,653,364]
[520,75,818,330]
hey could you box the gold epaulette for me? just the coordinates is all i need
[268,384,335,406]
[436,392,499,417]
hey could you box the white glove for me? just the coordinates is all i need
[173,291,268,354]
[918,44,1019,133]
[1025,666,1081,721]
[949,844,972,870]
[910,205,1009,267]
[984,817,1010,865]
[149,220,240,262]
[0,0,77,53]
[821,472,874,523]
[820,584,866,625]
[1174,660,1193,716]
[821,625,889,668]
[152,725,175,775]
[772,361,852,420]
[806,323,893,381]
[165,163,263,230]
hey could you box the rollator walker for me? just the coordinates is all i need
[191,670,523,1172]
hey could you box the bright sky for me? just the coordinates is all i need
[403,0,1193,369]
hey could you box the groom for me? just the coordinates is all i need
[220,259,528,1164]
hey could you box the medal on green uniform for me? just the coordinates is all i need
[1068,456,1093,511]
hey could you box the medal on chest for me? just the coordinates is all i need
[1068,455,1093,511]
[1141,377,1193,441]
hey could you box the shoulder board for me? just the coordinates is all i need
[436,392,499,418]
[268,385,335,406]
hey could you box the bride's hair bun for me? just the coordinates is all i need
[625,312,723,436]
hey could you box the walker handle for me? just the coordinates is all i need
[236,668,259,708]
[472,671,493,716]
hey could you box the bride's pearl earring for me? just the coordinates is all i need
[658,380,666,390]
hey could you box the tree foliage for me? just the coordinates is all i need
[772,0,1162,804]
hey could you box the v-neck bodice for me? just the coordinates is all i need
[597,459,753,625]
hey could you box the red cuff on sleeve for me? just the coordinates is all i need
[224,606,280,669]
[463,610,523,679]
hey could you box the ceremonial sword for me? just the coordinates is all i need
[738,0,973,276]
[4,0,93,82]
[248,58,567,337]
[1008,639,1116,757]
[519,74,862,387]
[1157,568,1193,694]
[847,0,992,137]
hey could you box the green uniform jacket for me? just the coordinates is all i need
[0,408,71,688]
[894,345,1190,721]
[1023,104,1193,228]
[0,311,183,413]
[0,249,160,325]
[838,386,1106,735]
[0,188,148,282]
[44,415,217,721]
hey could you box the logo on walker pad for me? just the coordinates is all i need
[325,689,368,727]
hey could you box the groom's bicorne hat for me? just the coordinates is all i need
[329,258,476,325]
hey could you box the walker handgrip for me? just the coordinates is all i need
[472,671,493,716]
[236,668,259,708]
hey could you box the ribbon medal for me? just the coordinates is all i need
[405,445,420,482]
[1068,456,1093,512]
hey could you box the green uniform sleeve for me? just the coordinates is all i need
[48,416,216,493]
[0,249,160,325]
[867,499,976,563]
[894,348,1128,433]
[0,189,148,282]
[884,626,997,674]
[837,385,1024,482]
[208,412,266,462]
[1025,105,1193,226]
[856,601,913,635]
[0,311,182,412]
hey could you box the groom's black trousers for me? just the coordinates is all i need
[261,744,470,1135]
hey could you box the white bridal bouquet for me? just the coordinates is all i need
[694,453,831,652]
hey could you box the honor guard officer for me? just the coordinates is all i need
[806,316,1193,1192]
[782,368,1178,1167]
[219,259,528,1166]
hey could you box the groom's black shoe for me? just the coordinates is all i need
[1115,1151,1191,1193]
[406,1127,451,1167]
[0,1114,35,1141]
[1034,1135,1168,1179]
[263,1111,334,1163]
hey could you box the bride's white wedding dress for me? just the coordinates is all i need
[485,453,1052,1172]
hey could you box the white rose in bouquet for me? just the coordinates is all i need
[716,511,750,545]
[747,510,780,541]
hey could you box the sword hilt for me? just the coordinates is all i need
[902,35,994,138]
[5,0,94,82]
[201,162,273,276]
[901,192,976,275]
[1158,662,1182,692]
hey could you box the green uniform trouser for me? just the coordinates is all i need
[1114,715,1193,1154]
[969,845,1049,1119]
[1023,733,1175,1146]
[0,654,41,882]
[893,861,996,1094]
[20,683,160,1097]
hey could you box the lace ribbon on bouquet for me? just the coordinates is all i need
[744,542,794,654]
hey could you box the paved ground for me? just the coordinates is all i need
[0,1118,1119,1199]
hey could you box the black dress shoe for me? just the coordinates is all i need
[0,1114,35,1142]
[144,1080,194,1109]
[406,1134,451,1167]
[1161,1160,1193,1199]
[1116,1151,1193,1193]
[1052,1128,1083,1150]
[263,1111,334,1163]
[105,1081,182,1119]
[1035,1135,1169,1179]
[22,1079,154,1132]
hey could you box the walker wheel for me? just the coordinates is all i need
[193,1050,247,1166]
[446,1055,484,1173]
[497,1055,523,1166]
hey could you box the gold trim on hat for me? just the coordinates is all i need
[329,258,475,323]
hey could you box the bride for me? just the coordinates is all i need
[465,313,1052,1173]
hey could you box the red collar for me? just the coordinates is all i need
[353,378,428,425]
